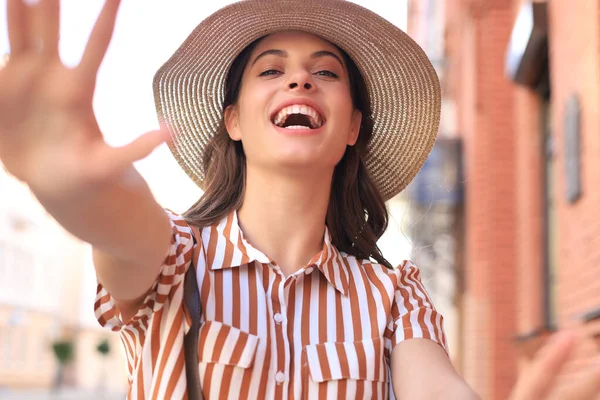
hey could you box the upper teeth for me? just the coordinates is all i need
[273,104,323,128]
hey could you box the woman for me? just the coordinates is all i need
[1,0,598,399]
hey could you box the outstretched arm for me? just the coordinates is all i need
[1,0,172,318]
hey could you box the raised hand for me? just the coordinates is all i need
[510,331,600,400]
[0,0,166,199]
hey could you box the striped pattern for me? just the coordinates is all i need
[95,210,447,399]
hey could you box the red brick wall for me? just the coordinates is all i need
[447,1,520,399]
[478,5,520,400]
[509,0,547,353]
[513,86,544,335]
[445,3,492,393]
[446,0,600,397]
[547,0,600,383]
[549,0,600,324]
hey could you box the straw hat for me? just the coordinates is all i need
[153,0,441,201]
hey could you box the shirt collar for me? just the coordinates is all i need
[304,226,350,295]
[206,211,350,295]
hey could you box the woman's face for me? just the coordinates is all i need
[225,31,362,176]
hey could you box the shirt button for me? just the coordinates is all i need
[274,313,285,324]
[275,371,286,384]
[304,267,314,275]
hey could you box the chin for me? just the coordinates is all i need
[252,149,326,171]
[275,152,323,168]
[245,137,346,172]
[277,152,343,175]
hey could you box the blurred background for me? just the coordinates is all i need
[0,0,599,399]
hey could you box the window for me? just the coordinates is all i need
[0,240,37,307]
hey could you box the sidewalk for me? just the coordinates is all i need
[0,388,125,400]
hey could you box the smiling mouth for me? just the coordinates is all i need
[271,104,324,130]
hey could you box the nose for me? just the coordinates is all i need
[289,81,313,90]
[286,69,314,91]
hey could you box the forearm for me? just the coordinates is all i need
[433,382,480,400]
[31,166,171,266]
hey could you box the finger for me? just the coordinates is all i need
[78,0,121,78]
[88,129,168,180]
[117,129,170,163]
[510,331,577,400]
[7,0,31,54]
[39,0,60,57]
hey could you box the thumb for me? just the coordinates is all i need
[110,127,170,165]
[87,128,170,182]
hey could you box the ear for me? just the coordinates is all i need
[347,109,362,146]
[224,105,242,141]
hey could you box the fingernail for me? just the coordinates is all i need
[23,0,40,6]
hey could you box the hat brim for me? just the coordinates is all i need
[153,0,441,201]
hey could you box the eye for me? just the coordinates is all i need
[259,69,282,77]
[315,70,339,79]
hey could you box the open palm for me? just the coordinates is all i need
[510,331,600,400]
[0,0,165,197]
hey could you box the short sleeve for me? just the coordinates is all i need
[94,209,196,331]
[387,261,448,354]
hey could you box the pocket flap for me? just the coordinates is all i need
[198,320,259,368]
[304,337,388,383]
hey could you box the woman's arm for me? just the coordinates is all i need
[35,167,172,320]
[391,339,480,400]
[78,169,172,307]
[1,0,171,318]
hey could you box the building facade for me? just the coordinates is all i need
[410,0,600,398]
[0,168,127,393]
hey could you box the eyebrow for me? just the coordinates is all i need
[251,49,345,68]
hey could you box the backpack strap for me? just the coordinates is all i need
[184,225,203,399]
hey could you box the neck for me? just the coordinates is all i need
[237,166,333,276]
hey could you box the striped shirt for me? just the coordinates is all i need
[95,210,447,399]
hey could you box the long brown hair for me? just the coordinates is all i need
[183,36,392,269]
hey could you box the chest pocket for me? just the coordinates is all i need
[198,320,259,368]
[303,337,389,383]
